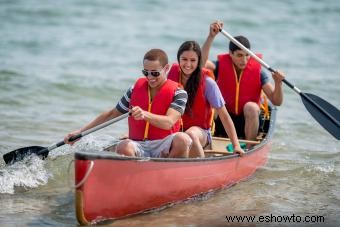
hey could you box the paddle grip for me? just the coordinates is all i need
[265,67,296,91]
[53,134,81,149]
[69,134,82,142]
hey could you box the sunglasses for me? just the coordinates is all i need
[142,67,165,77]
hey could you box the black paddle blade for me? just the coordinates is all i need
[3,146,49,165]
[301,93,340,140]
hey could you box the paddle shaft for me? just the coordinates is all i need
[220,29,301,92]
[219,29,339,127]
[47,112,129,151]
[3,112,130,164]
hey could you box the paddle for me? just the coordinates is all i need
[3,112,129,165]
[219,29,340,140]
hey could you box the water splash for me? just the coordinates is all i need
[0,134,117,194]
[308,162,336,174]
[49,134,117,159]
[0,155,49,194]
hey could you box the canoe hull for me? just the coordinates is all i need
[75,142,270,224]
[75,105,276,224]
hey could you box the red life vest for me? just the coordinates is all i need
[168,63,213,130]
[217,53,262,115]
[128,77,181,140]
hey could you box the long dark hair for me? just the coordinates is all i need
[177,41,202,114]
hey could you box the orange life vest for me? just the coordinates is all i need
[168,63,213,130]
[217,53,262,115]
[128,77,181,140]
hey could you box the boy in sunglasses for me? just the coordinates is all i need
[64,49,192,158]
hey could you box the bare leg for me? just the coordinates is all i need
[185,126,207,158]
[116,139,136,156]
[243,102,260,141]
[169,132,192,158]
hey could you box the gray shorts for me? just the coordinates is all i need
[129,133,178,158]
[203,128,212,148]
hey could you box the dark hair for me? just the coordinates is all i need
[143,48,168,67]
[177,40,202,114]
[229,36,251,53]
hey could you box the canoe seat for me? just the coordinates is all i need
[204,149,234,157]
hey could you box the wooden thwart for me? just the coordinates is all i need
[205,137,262,156]
[212,137,261,145]
[204,150,232,155]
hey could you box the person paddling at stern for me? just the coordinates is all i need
[202,21,285,142]
[64,49,192,158]
[168,41,244,158]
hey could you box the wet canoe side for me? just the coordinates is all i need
[75,142,270,224]
[74,105,276,224]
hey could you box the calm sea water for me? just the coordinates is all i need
[1,0,339,226]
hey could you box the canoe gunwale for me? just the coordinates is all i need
[75,105,276,162]
[74,105,277,224]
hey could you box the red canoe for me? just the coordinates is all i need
[74,106,276,225]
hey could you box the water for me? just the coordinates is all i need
[1,0,339,226]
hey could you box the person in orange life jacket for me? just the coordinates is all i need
[64,49,192,158]
[168,41,244,158]
[202,21,285,141]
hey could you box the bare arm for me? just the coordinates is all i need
[202,21,223,68]
[215,106,245,156]
[130,106,181,130]
[80,108,123,132]
[130,86,187,130]
[262,70,285,106]
[205,60,216,72]
[64,108,123,144]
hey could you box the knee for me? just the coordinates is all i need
[116,140,136,156]
[243,102,260,118]
[170,133,192,158]
[173,132,192,148]
[185,128,198,141]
